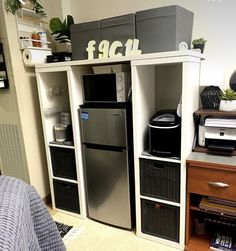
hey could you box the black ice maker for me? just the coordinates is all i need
[149,110,181,158]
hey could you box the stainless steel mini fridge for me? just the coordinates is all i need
[79,103,134,229]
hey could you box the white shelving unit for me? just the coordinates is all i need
[131,53,202,250]
[36,65,91,218]
[35,50,203,249]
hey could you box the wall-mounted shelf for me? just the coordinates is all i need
[17,8,46,20]
[15,8,50,50]
[20,38,51,50]
[0,42,9,89]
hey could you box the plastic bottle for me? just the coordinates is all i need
[38,31,48,48]
[31,32,41,47]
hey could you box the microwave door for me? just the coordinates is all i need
[83,73,117,102]
[79,108,128,147]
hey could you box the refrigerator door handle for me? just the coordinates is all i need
[83,143,127,152]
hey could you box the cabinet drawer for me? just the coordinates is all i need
[188,165,236,201]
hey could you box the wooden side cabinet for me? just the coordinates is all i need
[185,152,236,251]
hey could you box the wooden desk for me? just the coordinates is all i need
[185,152,236,251]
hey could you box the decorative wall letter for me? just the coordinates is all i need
[98,40,110,59]
[86,40,96,60]
[87,38,142,59]
[125,39,142,56]
[109,41,123,58]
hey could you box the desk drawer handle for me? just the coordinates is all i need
[208,182,229,188]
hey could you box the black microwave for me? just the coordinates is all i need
[83,72,131,102]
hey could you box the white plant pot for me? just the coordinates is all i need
[55,42,71,53]
[219,100,236,111]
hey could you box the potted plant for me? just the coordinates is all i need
[49,15,74,52]
[192,38,207,53]
[4,0,46,16]
[49,15,74,44]
[219,88,236,111]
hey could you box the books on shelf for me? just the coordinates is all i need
[200,197,236,217]
[210,233,236,251]
[209,197,236,208]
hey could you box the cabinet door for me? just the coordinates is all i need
[80,108,127,147]
[83,145,132,229]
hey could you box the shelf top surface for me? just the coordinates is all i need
[35,50,205,70]
[187,152,236,167]
[195,108,236,116]
[16,8,45,19]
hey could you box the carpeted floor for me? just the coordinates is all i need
[51,210,178,251]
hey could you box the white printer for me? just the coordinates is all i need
[204,116,236,153]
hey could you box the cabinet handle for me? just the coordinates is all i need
[208,182,229,188]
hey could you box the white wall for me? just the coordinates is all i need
[0,0,49,198]
[69,0,236,87]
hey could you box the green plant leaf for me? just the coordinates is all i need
[4,0,46,16]
[192,38,207,45]
[4,0,21,14]
[67,15,74,27]
[49,18,63,33]
[220,88,236,100]
[49,15,74,43]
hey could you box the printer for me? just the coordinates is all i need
[204,116,236,153]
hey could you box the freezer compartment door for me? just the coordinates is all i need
[80,108,127,147]
[83,145,132,229]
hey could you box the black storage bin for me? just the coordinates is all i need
[136,5,193,54]
[50,146,77,180]
[53,179,80,214]
[140,158,180,202]
[71,20,101,60]
[141,199,179,242]
[101,14,136,55]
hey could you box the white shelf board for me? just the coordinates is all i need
[52,176,78,184]
[20,46,52,51]
[140,195,180,207]
[17,8,45,19]
[49,143,74,149]
[35,50,205,70]
[139,153,181,164]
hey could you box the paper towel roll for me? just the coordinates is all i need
[23,48,52,67]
